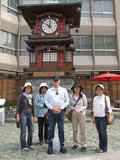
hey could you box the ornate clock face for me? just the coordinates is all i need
[42,18,58,34]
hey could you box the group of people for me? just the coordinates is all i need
[16,75,112,154]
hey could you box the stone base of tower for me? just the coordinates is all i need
[25,77,74,96]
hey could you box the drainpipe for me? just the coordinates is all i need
[90,0,96,73]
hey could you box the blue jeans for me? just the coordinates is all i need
[95,116,107,152]
[48,110,65,147]
[20,113,33,149]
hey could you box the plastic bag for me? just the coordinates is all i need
[53,133,60,153]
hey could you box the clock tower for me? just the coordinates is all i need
[17,2,82,79]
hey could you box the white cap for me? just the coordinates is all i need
[39,82,48,90]
[95,84,104,90]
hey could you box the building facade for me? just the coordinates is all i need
[0,0,120,79]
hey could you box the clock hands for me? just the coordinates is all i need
[49,19,51,28]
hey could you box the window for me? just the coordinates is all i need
[93,0,114,18]
[0,30,17,56]
[43,52,57,62]
[95,36,117,56]
[2,0,18,16]
[72,35,92,56]
[31,53,36,63]
[21,0,42,4]
[81,0,90,17]
[66,51,72,62]
[20,36,29,56]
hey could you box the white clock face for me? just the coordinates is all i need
[42,18,58,34]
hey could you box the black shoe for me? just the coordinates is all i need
[72,145,78,150]
[81,147,87,152]
[60,146,66,153]
[47,147,53,154]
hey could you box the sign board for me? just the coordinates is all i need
[33,72,64,77]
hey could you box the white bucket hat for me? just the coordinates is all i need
[94,84,104,91]
[22,82,34,91]
[39,82,48,90]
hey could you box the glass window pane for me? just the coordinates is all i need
[31,53,36,63]
[21,0,42,4]
[81,0,90,12]
[95,51,105,56]
[0,47,4,53]
[95,36,104,49]
[20,51,29,56]
[105,51,116,56]
[72,36,80,49]
[8,33,17,49]
[93,0,102,12]
[105,36,116,49]
[5,48,16,55]
[9,0,18,9]
[0,30,7,46]
[81,36,92,49]
[20,36,28,49]
[66,51,72,62]
[75,51,92,56]
[103,0,114,12]
[81,0,90,17]
[80,51,92,56]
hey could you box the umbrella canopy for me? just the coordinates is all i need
[91,72,120,81]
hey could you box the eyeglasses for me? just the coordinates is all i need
[56,91,59,95]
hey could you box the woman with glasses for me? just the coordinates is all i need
[70,82,87,152]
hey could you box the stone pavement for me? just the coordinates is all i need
[0,112,120,160]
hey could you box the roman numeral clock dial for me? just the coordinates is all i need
[42,18,58,34]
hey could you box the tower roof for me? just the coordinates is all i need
[17,1,82,29]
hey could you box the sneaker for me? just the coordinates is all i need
[60,146,66,153]
[81,147,87,152]
[72,145,78,150]
[28,146,34,150]
[22,148,29,151]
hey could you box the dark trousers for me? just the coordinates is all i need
[48,110,65,147]
[95,116,107,152]
[20,113,33,149]
[38,117,48,142]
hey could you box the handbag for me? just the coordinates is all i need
[66,110,73,121]
[66,95,81,121]
[105,96,114,125]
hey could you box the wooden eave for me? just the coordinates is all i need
[17,1,82,29]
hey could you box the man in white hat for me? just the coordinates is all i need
[45,75,69,154]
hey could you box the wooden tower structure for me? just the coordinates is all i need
[17,2,82,79]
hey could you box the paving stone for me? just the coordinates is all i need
[0,113,120,160]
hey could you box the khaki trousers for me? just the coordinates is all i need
[72,114,87,147]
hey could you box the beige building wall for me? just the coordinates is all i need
[1,10,18,34]
[0,9,18,73]
[114,0,120,69]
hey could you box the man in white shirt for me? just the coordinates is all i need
[45,75,69,154]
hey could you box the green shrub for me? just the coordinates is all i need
[5,99,17,107]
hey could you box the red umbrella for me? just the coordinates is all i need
[91,72,120,81]
[91,72,120,101]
